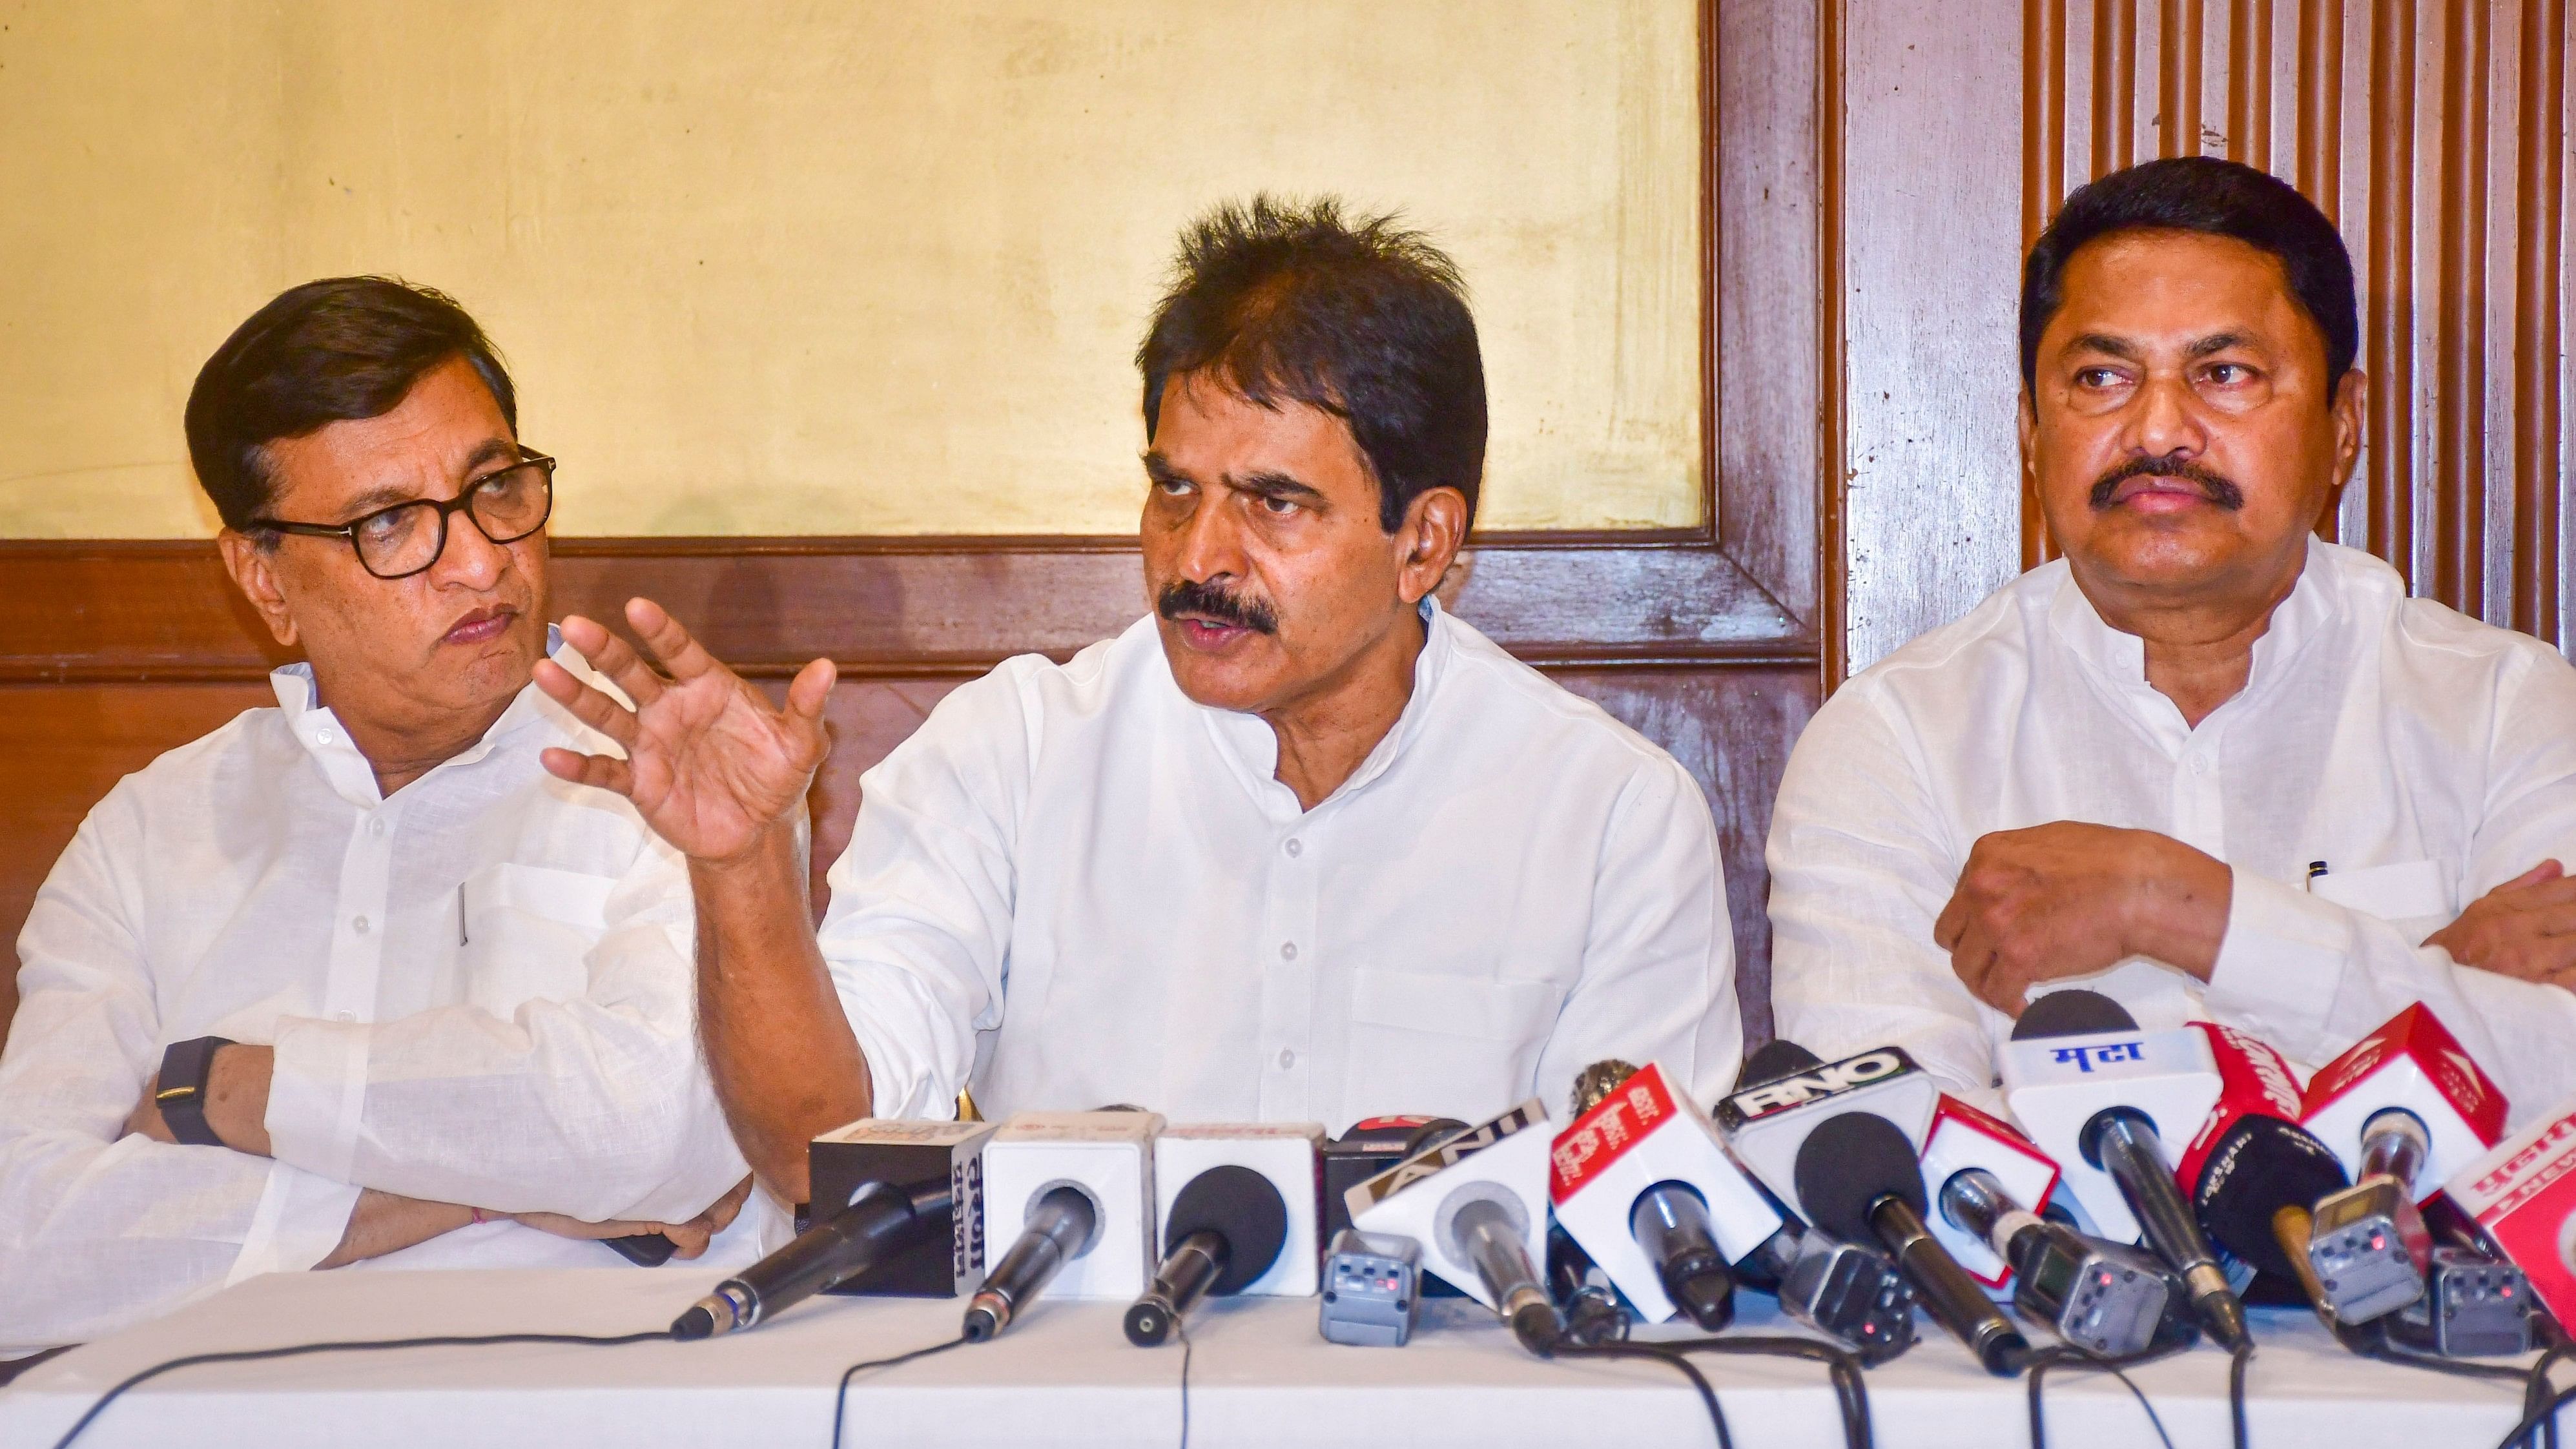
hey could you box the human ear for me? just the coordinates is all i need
[218,529,300,649]
[1393,487,1469,604]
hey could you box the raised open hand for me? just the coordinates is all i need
[534,598,834,865]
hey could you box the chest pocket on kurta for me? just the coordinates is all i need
[1344,969,1565,1118]
[458,862,617,1017]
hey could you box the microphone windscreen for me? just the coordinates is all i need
[1792,1112,1930,1244]
[2012,989,2139,1040]
[1168,1165,1290,1295]
[2192,1116,2350,1280]
[1736,1038,1826,1091]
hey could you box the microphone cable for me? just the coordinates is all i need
[1173,1315,1193,1449]
[829,1330,975,1449]
[2023,1339,2186,1449]
[1662,1332,1873,1449]
[1538,1333,1733,1449]
[46,1328,673,1449]
[2520,1340,2573,1449]
[2228,1338,2253,1449]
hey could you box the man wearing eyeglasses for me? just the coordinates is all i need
[0,278,764,1359]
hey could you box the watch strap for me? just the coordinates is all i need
[156,1035,236,1147]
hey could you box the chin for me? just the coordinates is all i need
[1161,642,1287,714]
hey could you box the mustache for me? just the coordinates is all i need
[1157,579,1279,635]
[2089,455,2245,511]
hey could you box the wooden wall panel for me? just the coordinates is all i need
[2016,0,2574,648]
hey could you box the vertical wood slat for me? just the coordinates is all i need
[2366,0,2418,584]
[2025,0,2070,569]
[2431,0,2491,617]
[2513,0,2567,644]
[2162,0,2207,154]
[2097,0,2141,174]
[2230,0,2276,168]
[2295,0,2345,219]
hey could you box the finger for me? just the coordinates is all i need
[785,657,838,725]
[539,746,637,798]
[557,613,612,660]
[2519,859,2568,887]
[531,659,643,748]
[1932,890,1970,952]
[2502,874,2576,910]
[2528,901,2576,940]
[570,619,670,710]
[626,597,728,685]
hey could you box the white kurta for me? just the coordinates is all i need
[819,601,1740,1131]
[0,640,765,1354]
[1769,539,2576,1121]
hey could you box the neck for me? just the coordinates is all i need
[2076,551,2305,729]
[1262,606,1428,811]
[313,671,522,798]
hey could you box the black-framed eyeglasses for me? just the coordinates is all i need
[248,453,556,580]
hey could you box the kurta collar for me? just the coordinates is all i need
[270,626,587,806]
[1190,597,1453,819]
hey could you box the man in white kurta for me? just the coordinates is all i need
[0,279,759,1357]
[1770,158,2576,1120]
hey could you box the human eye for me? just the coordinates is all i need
[1259,493,1301,516]
[2202,360,2258,386]
[354,504,422,550]
[2074,365,2128,390]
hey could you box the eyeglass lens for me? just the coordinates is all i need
[353,464,551,576]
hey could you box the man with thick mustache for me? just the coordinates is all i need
[537,198,1736,1202]
[0,280,759,1361]
[1769,158,2576,1115]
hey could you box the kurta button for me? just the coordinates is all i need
[2188,754,2210,775]
[336,1012,355,1023]
[316,730,335,745]
[353,916,369,934]
[1277,1049,1296,1069]
[369,818,386,837]
[1284,838,1303,858]
[1280,941,1297,961]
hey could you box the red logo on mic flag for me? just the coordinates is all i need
[1549,1063,1677,1204]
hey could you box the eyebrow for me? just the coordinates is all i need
[2186,331,2255,358]
[1228,469,1327,505]
[2065,332,2144,362]
[336,437,522,517]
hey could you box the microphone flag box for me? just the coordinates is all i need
[2444,1100,2576,1327]
[984,1110,1164,1300]
[2001,1025,2220,1244]
[1918,1094,2061,1287]
[1549,1061,1782,1322]
[1348,1098,1554,1311]
[1156,1122,1328,1297]
[808,1118,997,1297]
[2174,1022,2309,1189]
[1713,1045,1938,1221]
[1323,1116,1464,1242]
[2303,1003,2508,1200]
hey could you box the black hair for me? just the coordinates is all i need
[1138,195,1487,532]
[184,276,516,531]
[2020,157,2358,397]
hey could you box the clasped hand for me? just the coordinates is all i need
[1933,822,2231,1016]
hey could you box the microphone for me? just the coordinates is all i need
[674,1178,950,1339]
[1347,1100,1560,1346]
[1322,1116,1468,1245]
[2301,1003,2509,1200]
[965,1184,1098,1340]
[1917,1094,2063,1287]
[2306,1109,2436,1322]
[1125,1164,1290,1346]
[1714,1041,1941,1222]
[1937,1166,2183,1356]
[1548,1060,1783,1328]
[2003,991,2249,1350]
[965,1110,1162,1340]
[1724,1040,1916,1355]
[1794,1111,2030,1373]
[2179,1023,2353,1287]
[2440,1098,2576,1335]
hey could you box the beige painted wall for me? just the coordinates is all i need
[0,1,1700,538]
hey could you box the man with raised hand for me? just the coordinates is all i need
[538,198,1738,1203]
[0,279,757,1361]
[1768,158,2576,1115]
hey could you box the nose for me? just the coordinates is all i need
[426,506,510,591]
[1171,488,1249,587]
[2122,369,2208,464]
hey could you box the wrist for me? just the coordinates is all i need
[203,1043,276,1158]
[690,817,803,886]
[2127,836,2232,980]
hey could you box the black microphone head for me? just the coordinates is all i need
[1736,1038,1826,1091]
[1168,1165,1290,1295]
[2011,989,2138,1040]
[2192,1116,2351,1280]
[1791,1112,1930,1244]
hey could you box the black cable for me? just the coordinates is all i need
[1173,1314,1193,1449]
[2025,1341,2185,1449]
[48,1329,670,1449]
[2228,1340,2253,1449]
[1547,1338,1735,1449]
[829,1331,974,1449]
[1662,1332,1873,1449]
[2522,1341,2574,1449]
[2495,1382,2576,1449]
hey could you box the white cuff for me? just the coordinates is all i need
[229,1162,364,1284]
[2201,868,2356,1059]
[265,1015,374,1184]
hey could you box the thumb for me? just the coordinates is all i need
[786,657,837,726]
[2506,859,2565,890]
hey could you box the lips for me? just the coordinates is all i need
[2107,476,2218,507]
[1171,615,1255,650]
[442,606,517,646]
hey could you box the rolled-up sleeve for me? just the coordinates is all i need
[815,663,1037,1120]
[262,830,748,1223]
[0,791,358,1353]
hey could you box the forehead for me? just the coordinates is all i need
[260,356,515,514]
[1151,372,1372,489]
[2048,229,2318,353]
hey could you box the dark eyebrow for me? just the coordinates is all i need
[460,437,522,475]
[336,437,521,519]
[1142,451,1193,489]
[2065,332,2144,362]
[1229,469,1328,505]
[2187,332,2255,358]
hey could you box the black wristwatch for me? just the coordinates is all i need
[155,1036,237,1147]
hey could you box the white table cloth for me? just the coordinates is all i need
[0,1267,2547,1448]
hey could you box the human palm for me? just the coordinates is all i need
[535,599,835,864]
